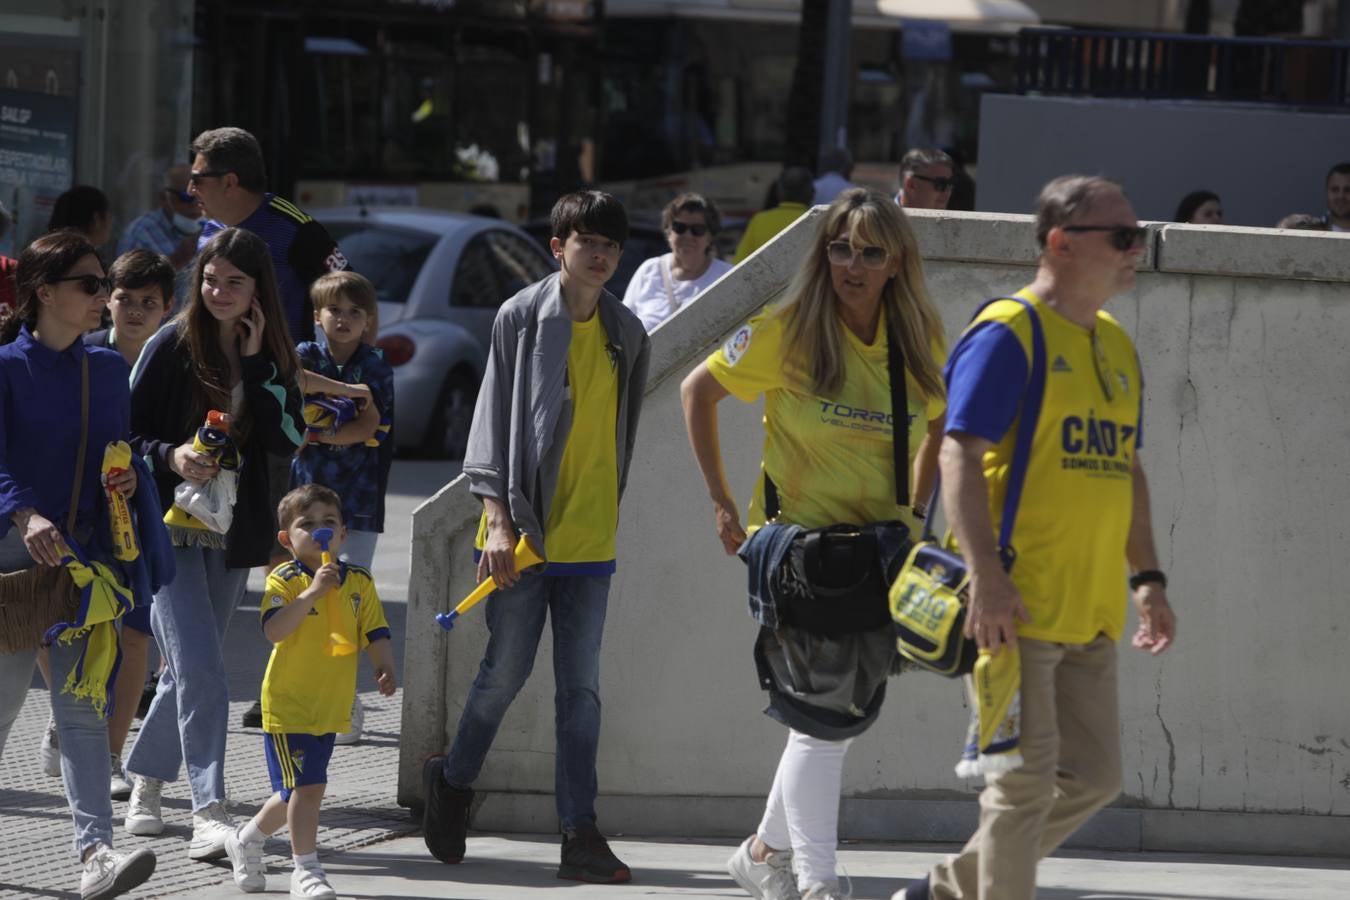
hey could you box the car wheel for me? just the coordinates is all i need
[424,370,477,460]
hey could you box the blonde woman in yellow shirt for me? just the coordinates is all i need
[682,188,947,900]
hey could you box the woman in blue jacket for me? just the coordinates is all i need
[0,230,157,899]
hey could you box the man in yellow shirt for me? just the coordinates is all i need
[422,191,651,884]
[733,167,815,263]
[897,176,1178,900]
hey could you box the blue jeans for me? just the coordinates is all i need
[125,546,247,812]
[0,531,115,856]
[442,572,610,829]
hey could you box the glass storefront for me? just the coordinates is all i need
[0,1,195,255]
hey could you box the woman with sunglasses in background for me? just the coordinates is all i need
[121,228,304,862]
[0,231,159,898]
[623,192,732,331]
[681,189,947,900]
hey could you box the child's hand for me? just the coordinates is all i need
[374,666,397,696]
[311,561,341,594]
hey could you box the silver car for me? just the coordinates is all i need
[317,208,555,458]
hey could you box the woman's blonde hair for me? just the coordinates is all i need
[778,187,945,400]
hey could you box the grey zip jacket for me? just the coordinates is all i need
[462,271,651,560]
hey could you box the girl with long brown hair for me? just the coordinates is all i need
[120,227,303,859]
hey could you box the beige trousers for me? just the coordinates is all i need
[929,635,1123,900]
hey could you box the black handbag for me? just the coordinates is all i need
[889,296,1047,676]
[762,325,913,637]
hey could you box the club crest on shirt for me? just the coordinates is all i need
[604,341,620,372]
[269,594,284,608]
[724,325,752,365]
[1117,371,1129,395]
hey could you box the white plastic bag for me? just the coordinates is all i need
[172,469,239,534]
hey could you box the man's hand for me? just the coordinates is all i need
[478,521,519,588]
[964,565,1031,653]
[1130,584,1176,655]
[713,498,746,556]
[374,666,398,696]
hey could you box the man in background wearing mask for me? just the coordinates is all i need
[116,163,203,307]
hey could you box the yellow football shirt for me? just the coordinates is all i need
[944,288,1142,644]
[706,306,945,531]
[541,314,620,570]
[259,560,391,735]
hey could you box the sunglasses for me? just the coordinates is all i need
[166,187,195,202]
[48,274,113,296]
[826,241,890,269]
[1062,225,1148,251]
[669,221,709,237]
[188,169,230,185]
[910,173,955,192]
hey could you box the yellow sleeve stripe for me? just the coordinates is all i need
[268,196,313,224]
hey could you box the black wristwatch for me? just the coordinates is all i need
[1129,569,1167,591]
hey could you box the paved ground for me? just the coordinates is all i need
[0,461,456,900]
[2,460,1349,899]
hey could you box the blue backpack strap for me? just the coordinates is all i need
[920,296,1047,569]
[993,297,1046,564]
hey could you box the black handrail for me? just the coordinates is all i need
[1015,28,1350,108]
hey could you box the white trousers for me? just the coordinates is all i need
[757,728,853,890]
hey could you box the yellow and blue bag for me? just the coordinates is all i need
[889,296,1047,677]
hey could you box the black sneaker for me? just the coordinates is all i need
[422,756,473,864]
[240,700,262,729]
[558,821,631,884]
[135,674,158,720]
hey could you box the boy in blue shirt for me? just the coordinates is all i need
[224,484,395,899]
[290,270,393,743]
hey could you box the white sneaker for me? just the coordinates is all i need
[189,799,235,860]
[80,842,157,900]
[290,864,337,899]
[224,827,266,892]
[727,835,800,900]
[334,698,364,745]
[109,755,132,801]
[40,717,61,778]
[803,882,851,900]
[123,776,164,836]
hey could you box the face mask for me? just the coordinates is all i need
[172,212,202,235]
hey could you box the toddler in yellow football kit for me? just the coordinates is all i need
[223,483,396,899]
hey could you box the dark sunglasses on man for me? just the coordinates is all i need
[48,274,114,296]
[669,221,709,237]
[910,173,956,192]
[188,169,230,186]
[165,187,195,203]
[1062,225,1148,251]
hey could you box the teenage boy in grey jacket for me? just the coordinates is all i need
[423,191,650,884]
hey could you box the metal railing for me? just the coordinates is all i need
[1015,28,1350,108]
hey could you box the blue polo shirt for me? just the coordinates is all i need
[0,327,131,539]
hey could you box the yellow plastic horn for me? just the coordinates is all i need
[436,535,544,631]
[102,441,139,562]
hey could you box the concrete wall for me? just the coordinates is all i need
[976,94,1350,228]
[399,207,1350,855]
